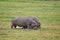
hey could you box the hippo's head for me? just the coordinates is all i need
[31,21,38,28]
[37,22,41,28]
[32,21,41,29]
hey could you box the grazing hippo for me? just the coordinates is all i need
[11,17,38,29]
[27,16,41,29]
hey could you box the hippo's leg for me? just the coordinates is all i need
[22,25,27,29]
[14,25,17,28]
[11,24,17,28]
[27,24,33,29]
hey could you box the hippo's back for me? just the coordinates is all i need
[11,17,27,26]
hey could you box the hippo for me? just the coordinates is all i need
[11,17,38,29]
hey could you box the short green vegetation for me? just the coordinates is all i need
[0,1,60,40]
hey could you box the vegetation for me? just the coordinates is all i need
[0,0,60,2]
[0,1,60,40]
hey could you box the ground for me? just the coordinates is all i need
[0,1,60,40]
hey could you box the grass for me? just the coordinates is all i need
[0,1,60,40]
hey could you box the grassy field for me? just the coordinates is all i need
[0,1,60,40]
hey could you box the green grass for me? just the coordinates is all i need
[0,0,57,2]
[0,1,60,40]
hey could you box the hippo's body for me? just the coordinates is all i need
[11,17,38,29]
